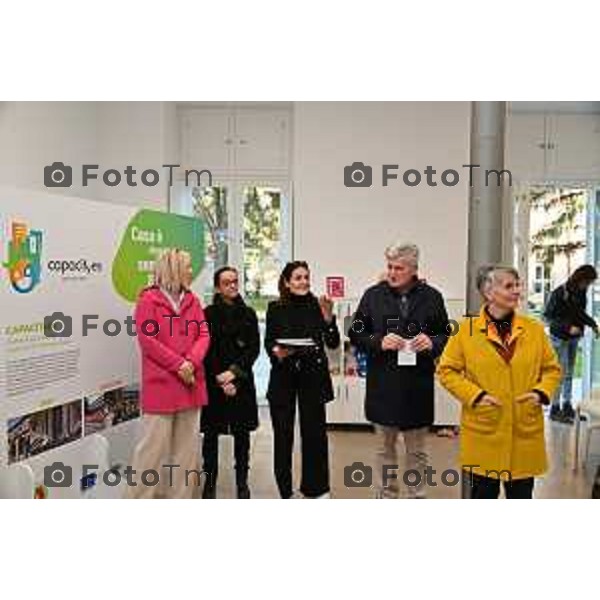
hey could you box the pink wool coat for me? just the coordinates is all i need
[134,286,210,414]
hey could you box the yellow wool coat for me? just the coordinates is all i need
[436,307,562,480]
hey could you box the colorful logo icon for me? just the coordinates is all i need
[2,221,43,293]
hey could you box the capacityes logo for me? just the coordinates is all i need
[2,221,43,293]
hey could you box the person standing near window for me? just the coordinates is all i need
[201,267,260,499]
[265,261,340,499]
[437,265,561,499]
[544,265,598,424]
[128,249,210,499]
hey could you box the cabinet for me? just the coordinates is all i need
[234,109,290,172]
[178,105,290,175]
[506,113,552,182]
[554,114,600,180]
[507,112,600,182]
[179,108,232,174]
[326,299,366,425]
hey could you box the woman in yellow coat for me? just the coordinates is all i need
[437,265,561,499]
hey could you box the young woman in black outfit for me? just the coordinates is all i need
[265,261,340,499]
[201,267,260,499]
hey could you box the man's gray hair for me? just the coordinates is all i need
[384,243,419,268]
[476,264,520,297]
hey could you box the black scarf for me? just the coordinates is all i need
[211,294,248,337]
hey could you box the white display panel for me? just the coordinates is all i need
[0,187,204,478]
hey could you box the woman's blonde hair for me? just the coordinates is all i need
[153,248,191,294]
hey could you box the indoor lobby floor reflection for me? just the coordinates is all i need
[207,407,598,499]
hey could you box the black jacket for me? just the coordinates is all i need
[265,293,340,404]
[349,279,449,429]
[201,295,260,434]
[544,283,597,341]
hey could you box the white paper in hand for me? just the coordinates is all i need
[397,344,417,366]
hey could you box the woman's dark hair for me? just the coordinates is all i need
[568,264,598,288]
[213,266,239,304]
[278,261,309,301]
[213,266,238,288]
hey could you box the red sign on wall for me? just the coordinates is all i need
[326,276,345,298]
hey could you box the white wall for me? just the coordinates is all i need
[0,101,100,199]
[292,101,471,300]
[0,101,176,209]
[95,102,177,207]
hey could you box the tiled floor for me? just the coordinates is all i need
[208,406,599,499]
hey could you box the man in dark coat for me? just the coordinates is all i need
[349,243,449,499]
[201,267,260,499]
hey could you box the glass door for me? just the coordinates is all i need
[238,182,292,401]
[188,180,292,401]
[514,184,591,406]
[583,188,600,402]
[190,183,231,305]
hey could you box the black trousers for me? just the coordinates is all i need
[464,472,534,499]
[269,398,330,499]
[202,429,250,487]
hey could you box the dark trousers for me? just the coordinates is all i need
[464,472,534,499]
[269,398,330,498]
[202,429,250,487]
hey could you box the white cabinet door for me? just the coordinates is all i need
[326,376,345,423]
[434,381,460,426]
[506,113,549,182]
[233,109,290,172]
[347,378,367,424]
[179,108,233,172]
[553,114,600,180]
[327,378,367,424]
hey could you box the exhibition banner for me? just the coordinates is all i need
[0,187,204,466]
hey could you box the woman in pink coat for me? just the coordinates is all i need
[127,249,210,499]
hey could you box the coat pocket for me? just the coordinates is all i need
[514,400,544,437]
[463,404,502,434]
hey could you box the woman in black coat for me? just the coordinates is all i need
[201,267,260,499]
[265,260,340,499]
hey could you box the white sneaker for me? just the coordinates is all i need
[375,487,398,499]
[295,491,331,499]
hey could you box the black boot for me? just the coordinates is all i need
[236,469,251,499]
[561,403,576,424]
[202,472,217,499]
[549,404,562,422]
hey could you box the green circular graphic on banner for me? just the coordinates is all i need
[112,210,205,302]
